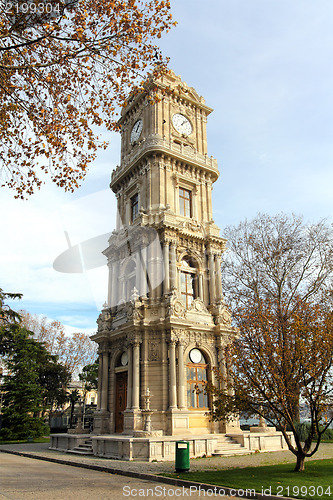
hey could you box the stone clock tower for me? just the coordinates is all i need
[92,71,239,438]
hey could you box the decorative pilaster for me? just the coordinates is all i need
[177,342,186,409]
[170,243,177,290]
[132,341,141,409]
[209,252,216,304]
[126,345,133,409]
[168,340,177,409]
[101,350,109,411]
[163,241,170,294]
[111,259,118,309]
[97,352,102,410]
[198,272,204,301]
[215,254,223,303]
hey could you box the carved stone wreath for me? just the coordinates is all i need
[172,299,186,319]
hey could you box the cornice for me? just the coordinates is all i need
[110,135,218,190]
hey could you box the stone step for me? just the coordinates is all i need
[212,448,254,456]
[215,443,243,450]
[67,443,94,455]
[68,449,94,455]
[213,435,252,456]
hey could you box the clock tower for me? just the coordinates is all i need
[92,71,239,438]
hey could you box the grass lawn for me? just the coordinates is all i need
[164,459,333,500]
[0,437,50,445]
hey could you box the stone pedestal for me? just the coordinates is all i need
[123,409,143,434]
[93,410,110,434]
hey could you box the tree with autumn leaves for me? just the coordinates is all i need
[207,214,333,472]
[0,0,175,198]
[19,310,97,377]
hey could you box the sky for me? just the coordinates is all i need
[1,0,333,333]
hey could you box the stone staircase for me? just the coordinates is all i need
[67,439,94,456]
[212,435,251,456]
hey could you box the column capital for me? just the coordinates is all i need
[127,334,142,346]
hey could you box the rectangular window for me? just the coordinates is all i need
[179,188,191,217]
[181,272,194,308]
[130,193,139,222]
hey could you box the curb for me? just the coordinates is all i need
[0,448,293,500]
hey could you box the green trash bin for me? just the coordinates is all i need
[175,440,190,472]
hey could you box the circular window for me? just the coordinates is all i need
[189,348,202,364]
[120,351,128,366]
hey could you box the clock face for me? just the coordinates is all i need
[189,348,202,364]
[172,113,192,136]
[130,119,143,144]
[121,351,128,366]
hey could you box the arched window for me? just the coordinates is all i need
[186,348,209,409]
[180,257,198,308]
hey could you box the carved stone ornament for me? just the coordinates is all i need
[148,334,160,361]
[214,303,232,327]
[125,303,134,320]
[125,303,143,322]
[97,308,113,332]
[183,219,204,234]
[166,289,186,319]
[188,298,209,313]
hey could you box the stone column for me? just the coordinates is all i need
[151,236,157,300]
[163,241,170,295]
[136,251,141,296]
[170,243,177,290]
[168,340,177,409]
[156,238,163,300]
[126,345,133,409]
[215,254,223,303]
[97,352,102,410]
[111,259,118,309]
[177,342,186,409]
[209,252,216,305]
[100,350,109,411]
[107,262,113,308]
[206,180,212,221]
[132,342,141,409]
[147,237,153,299]
[144,243,149,297]
[140,244,147,297]
[198,273,204,301]
[116,193,121,230]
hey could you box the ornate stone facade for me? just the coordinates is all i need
[92,71,239,436]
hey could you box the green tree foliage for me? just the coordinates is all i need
[1,324,47,439]
[0,287,22,326]
[207,214,333,472]
[79,359,98,394]
[0,290,71,439]
[38,352,71,413]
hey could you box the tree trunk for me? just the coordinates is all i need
[294,454,305,472]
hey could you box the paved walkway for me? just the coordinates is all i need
[1,441,333,474]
